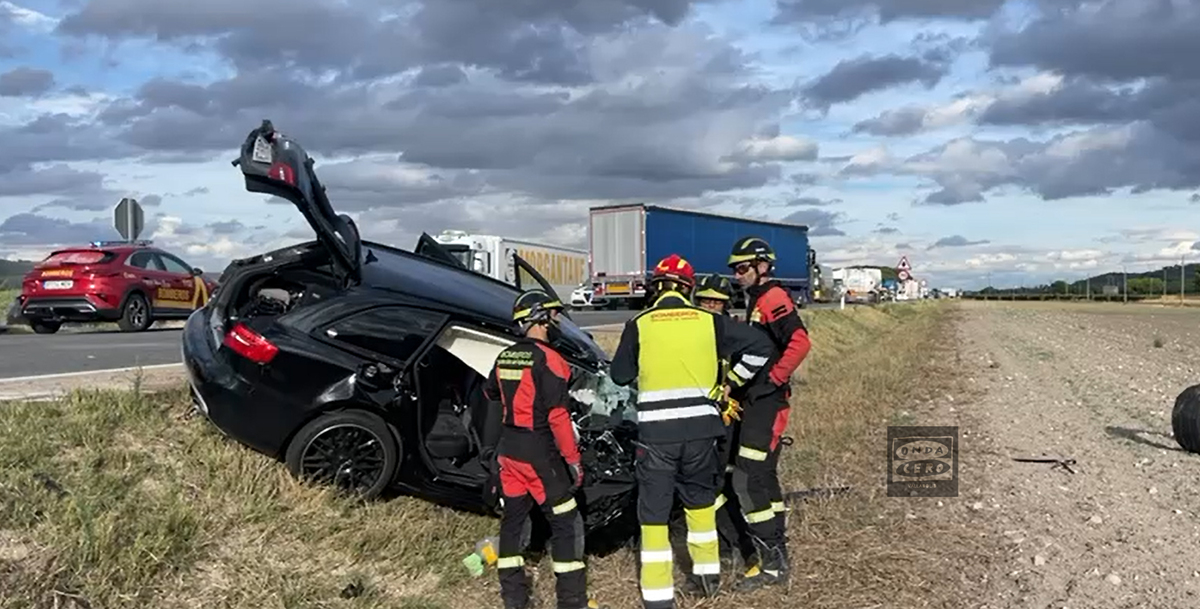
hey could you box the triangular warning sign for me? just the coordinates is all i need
[897,256,911,271]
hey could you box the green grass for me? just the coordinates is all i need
[0,301,975,609]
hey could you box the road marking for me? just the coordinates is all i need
[580,323,624,331]
[0,363,183,384]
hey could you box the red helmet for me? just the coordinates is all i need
[652,254,696,288]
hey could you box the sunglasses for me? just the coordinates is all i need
[732,263,754,275]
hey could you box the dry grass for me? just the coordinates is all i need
[0,301,978,609]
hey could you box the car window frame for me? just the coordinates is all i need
[127,251,167,272]
[316,304,450,369]
[155,251,194,275]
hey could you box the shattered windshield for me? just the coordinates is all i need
[568,366,637,429]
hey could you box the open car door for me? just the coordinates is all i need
[413,232,468,269]
[234,120,362,284]
[513,253,573,320]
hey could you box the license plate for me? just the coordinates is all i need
[607,282,630,294]
[43,280,74,290]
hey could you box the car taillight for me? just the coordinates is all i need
[223,323,279,364]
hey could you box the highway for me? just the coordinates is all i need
[0,304,844,380]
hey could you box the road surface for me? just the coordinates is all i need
[0,303,844,380]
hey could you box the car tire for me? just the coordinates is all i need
[117,293,153,332]
[284,409,400,500]
[1171,384,1200,453]
[30,320,61,334]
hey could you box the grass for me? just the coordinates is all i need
[0,301,975,609]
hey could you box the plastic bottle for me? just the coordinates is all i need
[462,536,500,577]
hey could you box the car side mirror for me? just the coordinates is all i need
[191,267,203,276]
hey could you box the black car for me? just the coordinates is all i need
[182,121,641,539]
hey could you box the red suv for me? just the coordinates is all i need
[16,241,218,334]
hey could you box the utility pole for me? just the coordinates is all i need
[1086,276,1091,301]
[1182,256,1186,305]
[1164,266,1168,299]
[1123,265,1127,304]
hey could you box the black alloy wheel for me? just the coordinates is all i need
[285,410,400,499]
[118,293,153,332]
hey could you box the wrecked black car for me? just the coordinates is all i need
[181,121,640,538]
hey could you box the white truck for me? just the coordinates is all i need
[431,230,589,302]
[832,266,883,303]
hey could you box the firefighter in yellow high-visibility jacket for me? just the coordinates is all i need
[609,256,774,609]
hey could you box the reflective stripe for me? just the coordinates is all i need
[772,501,786,513]
[638,404,720,423]
[553,561,586,573]
[725,464,735,473]
[638,387,709,403]
[497,556,524,569]
[693,562,720,575]
[746,508,775,524]
[714,494,728,510]
[742,354,768,366]
[687,530,719,544]
[732,363,753,379]
[641,550,673,563]
[739,445,768,461]
[553,497,577,514]
[642,587,675,602]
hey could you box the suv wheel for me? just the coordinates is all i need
[118,293,153,332]
[30,320,61,334]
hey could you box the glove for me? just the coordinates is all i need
[567,461,584,488]
[721,397,742,426]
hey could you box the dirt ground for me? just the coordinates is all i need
[924,301,1200,609]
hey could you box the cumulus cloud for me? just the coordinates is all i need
[802,53,950,109]
[929,235,989,249]
[780,208,845,236]
[0,66,54,97]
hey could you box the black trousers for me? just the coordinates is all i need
[497,455,586,609]
[635,438,723,609]
[731,387,790,560]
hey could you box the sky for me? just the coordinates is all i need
[1,0,1198,290]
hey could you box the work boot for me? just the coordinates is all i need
[734,539,786,592]
[682,574,720,598]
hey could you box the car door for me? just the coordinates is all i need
[413,232,468,269]
[126,251,174,310]
[156,251,210,309]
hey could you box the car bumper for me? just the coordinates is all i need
[182,308,296,459]
[20,296,120,322]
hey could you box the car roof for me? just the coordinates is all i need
[359,240,520,324]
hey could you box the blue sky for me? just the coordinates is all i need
[1,0,1198,289]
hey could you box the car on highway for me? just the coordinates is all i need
[182,121,641,539]
[569,282,607,308]
[14,242,217,334]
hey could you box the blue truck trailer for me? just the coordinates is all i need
[587,203,815,309]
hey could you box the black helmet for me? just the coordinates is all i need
[512,289,564,327]
[727,236,776,268]
[694,274,733,301]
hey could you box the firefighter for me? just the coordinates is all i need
[725,236,812,591]
[481,289,592,609]
[692,273,758,572]
[610,255,774,609]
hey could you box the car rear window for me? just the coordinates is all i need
[37,250,116,267]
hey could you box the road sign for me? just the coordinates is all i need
[114,198,144,242]
[898,270,911,281]
[897,256,911,271]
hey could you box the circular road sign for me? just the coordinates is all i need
[898,270,911,281]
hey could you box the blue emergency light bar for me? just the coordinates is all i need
[90,240,154,248]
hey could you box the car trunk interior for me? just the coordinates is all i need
[219,251,343,325]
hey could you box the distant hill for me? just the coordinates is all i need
[0,260,33,290]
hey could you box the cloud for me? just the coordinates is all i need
[0,66,55,97]
[874,226,899,234]
[780,208,845,236]
[802,53,949,109]
[0,164,108,198]
[771,0,1008,26]
[929,235,989,249]
[787,196,840,207]
[0,212,114,246]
